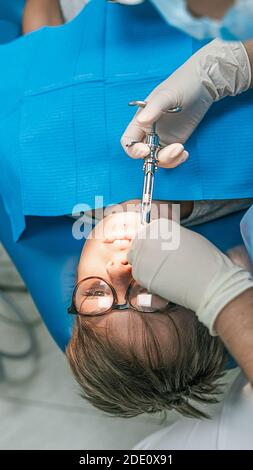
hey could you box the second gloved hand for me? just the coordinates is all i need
[121,39,251,169]
[128,219,253,334]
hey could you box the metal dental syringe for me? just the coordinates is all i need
[128,100,182,225]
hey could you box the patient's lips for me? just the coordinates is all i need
[111,239,132,249]
[103,226,136,250]
[102,211,141,247]
[104,233,133,247]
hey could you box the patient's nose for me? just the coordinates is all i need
[106,258,132,292]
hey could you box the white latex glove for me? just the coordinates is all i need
[127,219,253,334]
[121,39,251,168]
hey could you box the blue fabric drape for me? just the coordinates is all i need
[0,0,253,241]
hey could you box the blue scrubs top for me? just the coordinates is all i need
[1,0,253,241]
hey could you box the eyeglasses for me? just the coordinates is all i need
[68,276,170,317]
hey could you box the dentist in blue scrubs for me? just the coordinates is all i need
[120,0,253,393]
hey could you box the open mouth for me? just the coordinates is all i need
[104,237,133,248]
[103,230,135,250]
[110,239,132,248]
[104,229,136,245]
[102,212,141,245]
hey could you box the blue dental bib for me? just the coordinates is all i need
[0,0,253,241]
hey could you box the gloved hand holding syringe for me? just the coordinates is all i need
[127,100,182,225]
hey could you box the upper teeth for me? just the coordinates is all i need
[113,239,130,245]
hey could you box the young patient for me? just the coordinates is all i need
[21,3,253,419]
[66,199,253,419]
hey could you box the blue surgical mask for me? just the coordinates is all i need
[149,0,253,41]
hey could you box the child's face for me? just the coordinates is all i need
[77,200,176,297]
[75,208,196,358]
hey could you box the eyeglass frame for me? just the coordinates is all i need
[68,276,170,318]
